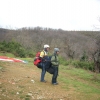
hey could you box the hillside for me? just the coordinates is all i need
[0,59,100,100]
[0,27,100,60]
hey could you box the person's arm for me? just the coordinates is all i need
[40,51,45,58]
[40,51,46,62]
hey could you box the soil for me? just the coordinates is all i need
[0,62,97,100]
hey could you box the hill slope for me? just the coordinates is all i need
[0,60,100,100]
[0,28,100,59]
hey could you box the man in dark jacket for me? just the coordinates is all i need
[51,48,60,85]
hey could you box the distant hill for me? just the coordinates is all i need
[0,27,100,60]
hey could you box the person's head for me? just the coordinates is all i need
[54,48,60,55]
[44,44,50,51]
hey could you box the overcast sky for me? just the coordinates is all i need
[0,0,100,31]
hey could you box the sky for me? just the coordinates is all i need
[0,0,100,31]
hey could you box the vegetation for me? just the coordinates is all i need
[60,58,94,72]
[0,26,100,99]
[0,41,34,58]
[0,27,100,72]
[0,60,100,100]
[0,27,100,60]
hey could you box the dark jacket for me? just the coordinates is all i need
[51,54,59,66]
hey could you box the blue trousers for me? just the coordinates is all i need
[52,66,58,83]
[40,62,46,81]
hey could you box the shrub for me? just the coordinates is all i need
[0,41,33,58]
[60,57,94,72]
[71,60,94,71]
[59,56,69,66]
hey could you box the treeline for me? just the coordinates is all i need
[0,40,95,72]
[0,27,100,72]
[0,27,100,60]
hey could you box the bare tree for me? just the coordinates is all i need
[0,27,100,61]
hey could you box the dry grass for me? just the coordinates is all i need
[0,61,100,100]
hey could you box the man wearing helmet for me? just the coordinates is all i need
[51,48,60,85]
[40,44,50,82]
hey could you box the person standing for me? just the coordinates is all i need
[51,48,60,85]
[40,44,50,82]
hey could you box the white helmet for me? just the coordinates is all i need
[44,44,50,48]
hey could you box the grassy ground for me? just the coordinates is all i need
[0,58,100,100]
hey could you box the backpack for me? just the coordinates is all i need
[33,52,42,66]
[33,51,45,68]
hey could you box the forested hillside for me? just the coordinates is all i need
[0,27,100,60]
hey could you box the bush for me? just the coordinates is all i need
[59,57,94,72]
[16,47,26,58]
[0,41,34,58]
[59,56,69,66]
[26,51,36,58]
[80,51,88,61]
[71,60,94,71]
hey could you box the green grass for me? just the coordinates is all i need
[59,65,100,94]
[0,53,100,100]
[0,52,15,57]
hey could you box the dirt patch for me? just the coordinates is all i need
[0,62,78,100]
[0,62,99,100]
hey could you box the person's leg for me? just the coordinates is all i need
[52,67,58,84]
[55,67,58,82]
[40,63,46,82]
